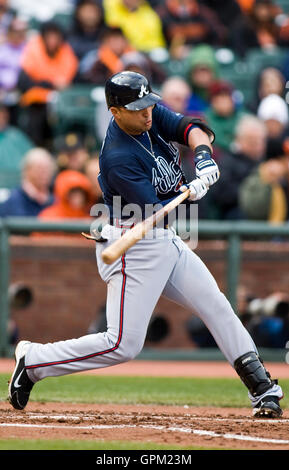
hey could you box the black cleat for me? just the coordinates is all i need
[8,341,34,410]
[253,395,283,418]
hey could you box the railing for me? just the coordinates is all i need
[1,217,289,356]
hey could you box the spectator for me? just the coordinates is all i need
[200,0,243,39]
[185,44,219,115]
[0,148,56,217]
[121,50,167,85]
[17,21,78,147]
[161,75,192,114]
[211,115,267,219]
[160,75,193,179]
[103,0,166,53]
[0,17,28,122]
[38,169,94,220]
[239,136,289,223]
[257,93,289,139]
[0,0,15,44]
[229,0,286,57]
[80,27,166,85]
[68,0,106,60]
[0,102,33,188]
[79,27,133,84]
[205,80,247,156]
[157,0,226,60]
[54,133,90,173]
[250,66,286,113]
[258,67,286,100]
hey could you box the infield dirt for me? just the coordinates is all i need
[0,402,289,450]
[1,359,288,450]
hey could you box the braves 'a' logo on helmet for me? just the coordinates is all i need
[138,84,149,98]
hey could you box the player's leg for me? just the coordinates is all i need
[8,230,180,409]
[162,239,283,417]
[163,243,256,364]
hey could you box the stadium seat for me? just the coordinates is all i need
[49,85,96,133]
[245,48,289,73]
[50,12,73,32]
[0,131,33,189]
[162,58,187,78]
[0,171,21,190]
[49,84,105,149]
[276,0,289,14]
[220,63,257,107]
[219,48,289,107]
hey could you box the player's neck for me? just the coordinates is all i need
[113,117,144,136]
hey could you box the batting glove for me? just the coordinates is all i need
[194,146,220,187]
[180,178,209,201]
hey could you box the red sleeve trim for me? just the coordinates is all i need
[184,124,196,145]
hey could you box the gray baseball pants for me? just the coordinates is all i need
[25,225,258,383]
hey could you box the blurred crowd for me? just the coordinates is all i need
[1,0,289,224]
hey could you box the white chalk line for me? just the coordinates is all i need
[0,421,289,445]
[2,413,289,425]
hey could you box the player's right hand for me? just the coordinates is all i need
[180,178,209,201]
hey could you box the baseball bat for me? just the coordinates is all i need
[101,188,190,265]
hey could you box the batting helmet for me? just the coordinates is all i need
[105,71,161,111]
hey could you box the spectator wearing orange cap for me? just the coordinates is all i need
[38,169,94,222]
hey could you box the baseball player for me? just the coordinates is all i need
[9,71,283,418]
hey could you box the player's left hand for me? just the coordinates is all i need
[180,178,208,201]
[195,153,220,187]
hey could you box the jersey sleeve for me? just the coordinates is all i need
[152,104,184,142]
[153,104,215,146]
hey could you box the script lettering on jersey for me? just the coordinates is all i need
[152,156,183,194]
[151,134,183,194]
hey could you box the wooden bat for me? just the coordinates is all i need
[101,188,190,265]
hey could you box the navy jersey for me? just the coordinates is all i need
[98,104,191,220]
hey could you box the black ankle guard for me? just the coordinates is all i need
[234,352,273,397]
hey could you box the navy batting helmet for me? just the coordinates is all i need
[105,71,161,111]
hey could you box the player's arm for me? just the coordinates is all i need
[153,104,219,187]
[108,166,208,217]
[107,161,207,220]
[176,116,220,187]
